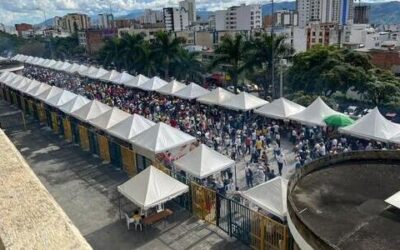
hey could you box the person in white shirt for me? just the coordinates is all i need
[275,151,286,176]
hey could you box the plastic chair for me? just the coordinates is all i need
[133,219,143,231]
[124,213,135,230]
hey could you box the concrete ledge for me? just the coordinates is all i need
[287,150,400,250]
[0,129,92,250]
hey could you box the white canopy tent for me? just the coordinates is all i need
[288,97,340,126]
[77,65,89,75]
[242,177,288,220]
[70,99,112,121]
[137,76,167,91]
[197,87,235,106]
[88,107,131,130]
[385,191,400,209]
[255,97,306,120]
[221,92,268,111]
[44,59,57,68]
[60,62,72,72]
[36,86,64,103]
[14,78,31,92]
[1,73,17,84]
[59,95,91,115]
[117,72,135,85]
[19,80,41,94]
[92,68,109,79]
[9,77,28,90]
[174,144,235,179]
[156,80,186,95]
[131,122,196,160]
[65,63,81,74]
[25,82,51,97]
[35,58,46,66]
[45,90,77,108]
[51,61,65,71]
[0,72,12,82]
[118,166,189,210]
[124,74,149,88]
[80,66,99,78]
[173,82,210,100]
[339,107,400,143]
[100,70,121,84]
[7,75,24,87]
[25,56,35,64]
[107,114,155,141]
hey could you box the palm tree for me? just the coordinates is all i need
[119,33,145,73]
[151,32,185,79]
[210,34,248,94]
[136,41,157,77]
[98,37,124,70]
[171,49,205,83]
[246,34,293,98]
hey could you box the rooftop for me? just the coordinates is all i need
[288,151,400,250]
[0,129,91,250]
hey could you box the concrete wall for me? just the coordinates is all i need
[287,150,400,250]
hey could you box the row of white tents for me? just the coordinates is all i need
[8,54,400,144]
[0,71,238,179]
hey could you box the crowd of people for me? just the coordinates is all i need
[23,65,389,189]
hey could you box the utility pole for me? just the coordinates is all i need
[271,0,275,98]
[280,59,283,97]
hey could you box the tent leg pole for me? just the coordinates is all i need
[119,193,121,220]
[234,164,238,189]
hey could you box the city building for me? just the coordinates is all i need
[271,26,308,53]
[306,22,340,49]
[15,23,33,37]
[356,48,400,75]
[297,0,354,27]
[62,13,90,33]
[140,9,164,24]
[342,24,380,49]
[263,10,298,28]
[179,0,197,24]
[215,4,262,31]
[0,23,5,32]
[98,13,114,29]
[53,16,63,29]
[115,19,134,29]
[353,5,369,24]
[118,26,166,42]
[163,7,189,32]
[78,28,117,55]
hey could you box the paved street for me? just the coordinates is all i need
[0,100,248,250]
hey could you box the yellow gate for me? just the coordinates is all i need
[121,146,137,177]
[97,134,110,162]
[153,160,171,175]
[5,89,11,103]
[250,212,288,250]
[28,100,34,114]
[78,125,90,151]
[63,118,73,142]
[51,112,59,134]
[20,96,26,112]
[11,92,17,105]
[191,182,216,224]
[37,104,47,123]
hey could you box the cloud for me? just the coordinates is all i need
[0,0,398,26]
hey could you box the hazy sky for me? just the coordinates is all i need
[0,0,393,26]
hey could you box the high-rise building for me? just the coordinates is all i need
[214,4,262,31]
[264,10,298,28]
[179,0,196,24]
[62,13,90,33]
[15,23,33,36]
[354,5,369,24]
[140,9,164,24]
[98,13,114,28]
[297,0,354,27]
[163,7,189,32]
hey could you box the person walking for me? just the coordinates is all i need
[276,150,286,176]
[245,164,254,188]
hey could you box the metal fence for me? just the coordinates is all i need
[216,194,288,250]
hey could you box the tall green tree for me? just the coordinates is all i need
[171,49,205,83]
[98,37,124,70]
[287,45,372,97]
[246,34,293,98]
[135,41,157,77]
[210,34,248,94]
[151,32,185,79]
[119,33,145,73]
